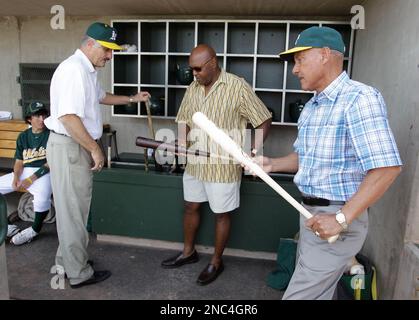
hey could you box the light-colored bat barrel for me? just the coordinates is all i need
[192,111,339,243]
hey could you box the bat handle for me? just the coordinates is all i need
[107,146,111,168]
[327,234,339,243]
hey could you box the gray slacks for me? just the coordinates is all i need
[47,132,94,285]
[282,204,368,300]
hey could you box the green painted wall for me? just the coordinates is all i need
[91,167,300,253]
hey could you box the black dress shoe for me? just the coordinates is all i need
[161,250,199,268]
[197,262,224,286]
[70,270,111,289]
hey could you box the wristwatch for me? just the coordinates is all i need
[335,210,348,230]
[129,96,134,103]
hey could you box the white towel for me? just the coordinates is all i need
[0,111,12,120]
[17,192,56,223]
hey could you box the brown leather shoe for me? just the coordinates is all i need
[161,250,199,268]
[70,270,111,289]
[196,262,224,285]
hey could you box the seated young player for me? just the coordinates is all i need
[2,102,52,245]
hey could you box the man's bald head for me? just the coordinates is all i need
[190,44,216,61]
[189,44,220,87]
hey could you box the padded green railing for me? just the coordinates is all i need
[0,194,7,246]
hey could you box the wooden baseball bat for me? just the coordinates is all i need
[144,97,158,172]
[135,136,232,162]
[144,100,156,139]
[192,111,339,244]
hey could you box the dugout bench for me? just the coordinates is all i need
[0,120,28,172]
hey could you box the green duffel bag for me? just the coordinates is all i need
[337,253,378,300]
[266,238,297,291]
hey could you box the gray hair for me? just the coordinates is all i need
[330,49,344,69]
[331,49,344,58]
[81,35,102,48]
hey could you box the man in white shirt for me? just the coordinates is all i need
[46,22,150,288]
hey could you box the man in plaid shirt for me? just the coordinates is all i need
[256,26,402,299]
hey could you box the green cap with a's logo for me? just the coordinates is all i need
[26,102,47,117]
[86,22,122,50]
[279,26,345,61]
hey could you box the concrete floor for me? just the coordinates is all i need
[4,222,283,300]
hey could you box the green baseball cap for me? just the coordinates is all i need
[86,22,122,50]
[26,102,47,117]
[279,26,345,61]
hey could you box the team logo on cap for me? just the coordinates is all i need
[111,30,117,41]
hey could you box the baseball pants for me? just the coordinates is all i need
[0,167,51,212]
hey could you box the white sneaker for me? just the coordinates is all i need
[7,224,20,238]
[10,227,38,245]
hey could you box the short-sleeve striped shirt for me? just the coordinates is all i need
[176,70,272,183]
[293,71,402,201]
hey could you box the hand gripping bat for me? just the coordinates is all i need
[192,112,339,243]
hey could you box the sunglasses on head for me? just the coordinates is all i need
[190,56,214,72]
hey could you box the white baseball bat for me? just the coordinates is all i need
[192,111,339,244]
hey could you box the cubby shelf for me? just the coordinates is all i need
[111,20,354,125]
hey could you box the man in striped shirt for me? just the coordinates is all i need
[255,26,402,299]
[161,44,272,285]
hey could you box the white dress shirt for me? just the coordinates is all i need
[45,49,106,140]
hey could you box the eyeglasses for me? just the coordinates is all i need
[190,56,214,72]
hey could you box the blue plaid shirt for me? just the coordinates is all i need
[293,72,402,201]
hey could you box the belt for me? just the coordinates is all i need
[302,196,345,206]
[51,130,100,143]
[51,130,69,137]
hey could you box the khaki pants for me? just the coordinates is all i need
[282,204,368,300]
[47,132,94,285]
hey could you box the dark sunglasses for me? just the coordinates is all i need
[190,56,214,72]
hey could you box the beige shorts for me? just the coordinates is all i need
[183,172,241,213]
